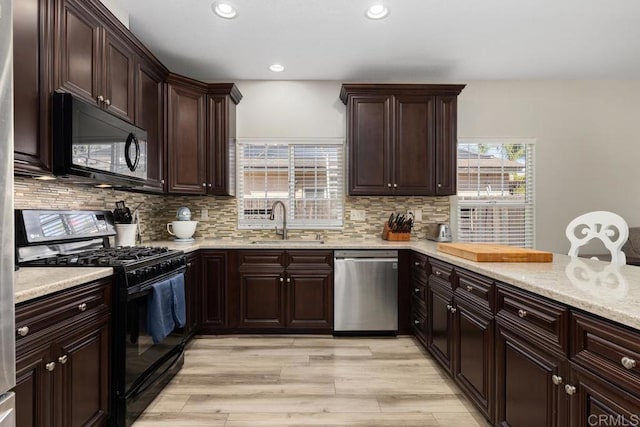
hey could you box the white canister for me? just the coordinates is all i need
[115,223,137,247]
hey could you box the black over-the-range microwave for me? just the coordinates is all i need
[52,91,148,187]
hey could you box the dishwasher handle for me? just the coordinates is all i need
[339,258,398,263]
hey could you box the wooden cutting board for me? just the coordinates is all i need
[437,242,553,262]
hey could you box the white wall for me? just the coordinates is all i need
[235,80,640,253]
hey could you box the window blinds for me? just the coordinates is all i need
[237,139,344,229]
[457,140,535,248]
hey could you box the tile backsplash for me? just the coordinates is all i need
[14,177,450,242]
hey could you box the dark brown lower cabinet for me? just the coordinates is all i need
[453,298,494,421]
[14,279,111,427]
[236,250,333,332]
[199,251,228,333]
[495,322,567,427]
[184,252,202,339]
[427,279,454,371]
[567,362,640,427]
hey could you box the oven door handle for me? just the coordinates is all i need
[127,267,186,297]
[126,344,184,400]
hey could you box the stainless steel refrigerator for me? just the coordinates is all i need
[0,0,16,425]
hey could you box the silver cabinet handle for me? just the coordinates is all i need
[104,99,111,106]
[58,355,68,364]
[414,288,420,293]
[564,384,576,395]
[438,183,442,188]
[387,183,391,188]
[552,374,563,385]
[45,362,56,372]
[517,309,527,318]
[78,303,87,312]
[413,319,420,325]
[414,262,421,267]
[208,183,212,187]
[450,306,457,313]
[393,183,397,188]
[279,277,284,282]
[17,326,30,337]
[434,271,441,277]
[187,262,192,267]
[202,183,206,187]
[161,179,165,184]
[466,285,473,292]
[621,356,637,370]
[446,304,452,310]
[97,95,104,103]
[286,277,291,283]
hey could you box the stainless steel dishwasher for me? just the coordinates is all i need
[334,250,398,333]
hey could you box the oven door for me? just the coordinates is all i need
[124,271,186,396]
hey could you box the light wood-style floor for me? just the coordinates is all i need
[132,336,490,427]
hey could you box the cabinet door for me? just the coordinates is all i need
[135,59,166,192]
[102,30,134,122]
[56,317,110,427]
[13,0,52,174]
[434,95,458,195]
[200,251,228,331]
[15,345,54,427]
[454,299,494,421]
[286,271,333,330]
[207,95,236,196]
[496,323,567,427]
[57,0,101,104]
[184,253,202,338]
[394,95,436,195]
[568,363,640,427]
[167,83,207,194]
[347,95,393,195]
[427,281,454,372]
[238,272,286,329]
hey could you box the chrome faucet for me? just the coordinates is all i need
[269,200,288,240]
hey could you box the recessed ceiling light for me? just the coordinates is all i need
[269,64,285,72]
[212,2,237,19]
[95,183,113,188]
[33,175,57,181]
[366,3,389,20]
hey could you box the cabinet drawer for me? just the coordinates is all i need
[571,311,640,395]
[429,258,454,283]
[411,307,427,346]
[410,280,427,310]
[410,251,428,281]
[496,283,568,353]
[238,250,285,270]
[287,250,333,269]
[455,268,495,313]
[15,279,111,345]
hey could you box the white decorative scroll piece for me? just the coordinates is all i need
[565,211,629,266]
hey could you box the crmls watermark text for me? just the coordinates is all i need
[588,415,640,426]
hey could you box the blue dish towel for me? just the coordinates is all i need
[147,278,175,344]
[170,273,186,328]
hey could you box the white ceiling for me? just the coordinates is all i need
[116,0,640,82]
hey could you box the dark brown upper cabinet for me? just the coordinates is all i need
[135,58,168,192]
[56,0,134,122]
[340,84,465,196]
[166,74,242,195]
[13,0,54,175]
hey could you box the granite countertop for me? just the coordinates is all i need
[14,267,114,304]
[15,237,640,331]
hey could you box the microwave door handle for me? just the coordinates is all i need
[125,133,141,172]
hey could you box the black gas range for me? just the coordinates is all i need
[16,210,187,426]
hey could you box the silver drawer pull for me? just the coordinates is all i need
[286,277,291,283]
[435,271,442,277]
[552,374,563,385]
[517,309,527,318]
[446,304,452,310]
[97,95,104,103]
[78,303,87,312]
[279,277,284,282]
[413,319,420,325]
[17,326,30,337]
[450,306,457,313]
[58,355,68,364]
[414,262,421,267]
[564,384,576,395]
[45,362,56,372]
[414,288,420,293]
[104,99,111,106]
[621,356,637,370]
[466,285,473,292]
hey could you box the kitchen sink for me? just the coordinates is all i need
[250,239,325,245]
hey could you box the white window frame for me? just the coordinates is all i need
[236,137,345,230]
[455,137,536,248]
